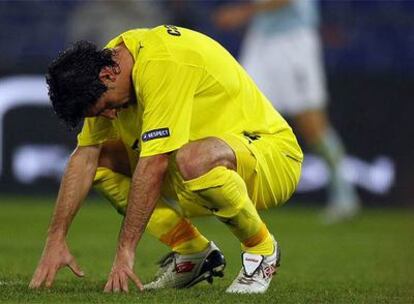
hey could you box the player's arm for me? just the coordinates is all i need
[102,57,200,293]
[104,153,169,293]
[214,0,292,30]
[29,144,101,289]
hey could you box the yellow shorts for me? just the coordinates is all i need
[221,129,303,210]
[159,128,303,217]
[104,128,302,217]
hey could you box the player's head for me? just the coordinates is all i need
[47,40,131,128]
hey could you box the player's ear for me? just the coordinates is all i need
[99,66,116,83]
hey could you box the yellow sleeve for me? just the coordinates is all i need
[139,60,202,157]
[77,117,119,146]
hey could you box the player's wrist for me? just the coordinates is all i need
[113,246,135,269]
[45,232,66,246]
[117,242,136,258]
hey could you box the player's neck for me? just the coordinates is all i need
[114,43,134,77]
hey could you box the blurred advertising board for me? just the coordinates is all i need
[0,76,403,205]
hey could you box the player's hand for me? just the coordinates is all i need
[29,240,84,289]
[213,3,254,30]
[104,248,143,293]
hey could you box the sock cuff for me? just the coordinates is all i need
[242,223,270,248]
[183,166,232,191]
[160,218,201,248]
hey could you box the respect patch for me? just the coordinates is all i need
[142,128,170,142]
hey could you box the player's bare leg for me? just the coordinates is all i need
[295,110,360,223]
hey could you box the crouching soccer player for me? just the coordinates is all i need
[29,25,303,294]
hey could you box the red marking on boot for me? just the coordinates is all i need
[175,262,195,273]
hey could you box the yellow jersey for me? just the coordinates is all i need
[78,26,292,157]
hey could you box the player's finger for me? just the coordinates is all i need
[126,269,143,291]
[120,273,129,293]
[29,274,40,289]
[29,267,47,289]
[67,258,85,278]
[103,278,113,293]
[45,268,58,288]
[112,273,120,293]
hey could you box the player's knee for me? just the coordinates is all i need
[175,144,209,181]
[176,137,236,181]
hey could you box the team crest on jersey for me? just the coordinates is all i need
[142,128,170,142]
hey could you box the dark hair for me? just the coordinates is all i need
[46,40,117,128]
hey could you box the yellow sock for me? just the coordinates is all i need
[160,219,210,254]
[241,224,274,255]
[184,166,273,255]
[93,167,209,254]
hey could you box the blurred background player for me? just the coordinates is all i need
[214,0,360,223]
[67,1,171,47]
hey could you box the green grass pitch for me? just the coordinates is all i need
[0,196,413,303]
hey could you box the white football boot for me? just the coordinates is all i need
[144,241,226,290]
[226,238,281,294]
